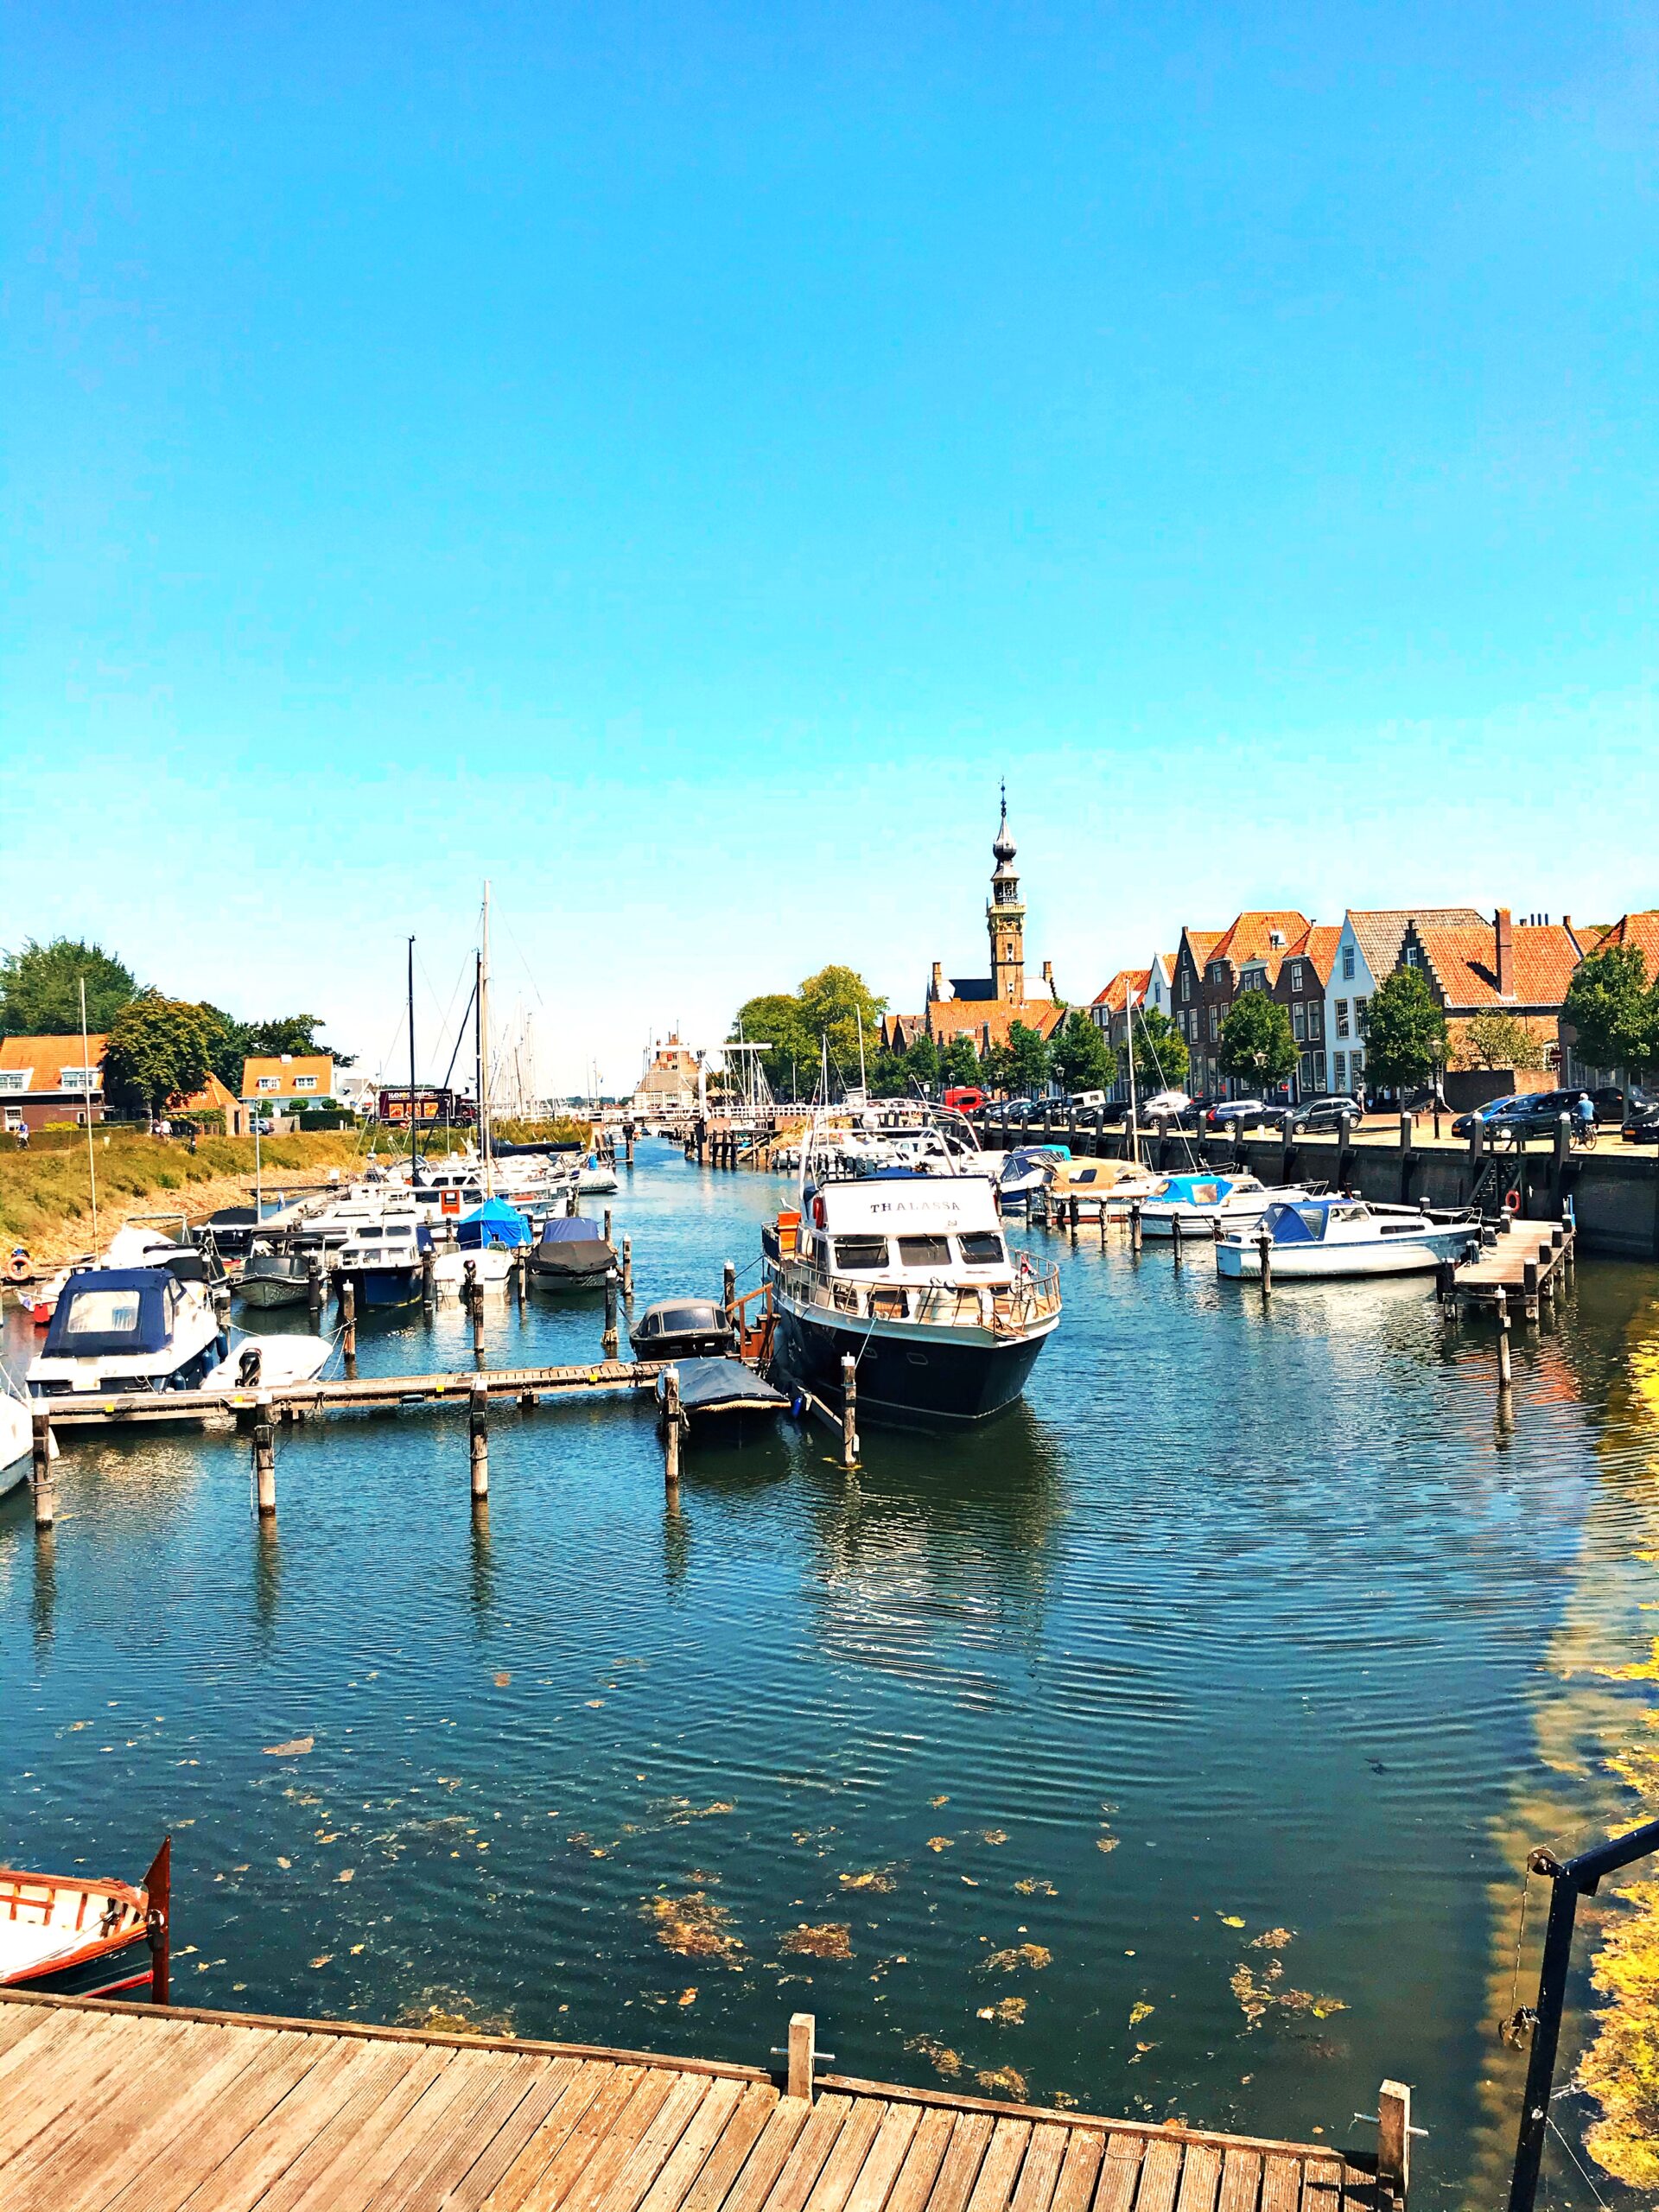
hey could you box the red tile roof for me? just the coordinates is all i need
[1209,911,1312,969]
[1090,968,1150,1013]
[0,1033,109,1089]
[1412,920,1580,1010]
[1290,924,1343,986]
[927,1000,1067,1047]
[1586,912,1659,971]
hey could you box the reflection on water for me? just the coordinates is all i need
[2,1141,1657,2209]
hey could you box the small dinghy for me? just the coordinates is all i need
[0,1837,170,2002]
[659,1356,791,1434]
[629,1298,733,1363]
[529,1215,614,1291]
[200,1333,332,1396]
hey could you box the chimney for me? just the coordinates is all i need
[1495,907,1514,997]
[1042,959,1054,993]
[931,960,944,998]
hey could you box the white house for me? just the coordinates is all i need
[1324,909,1484,1097]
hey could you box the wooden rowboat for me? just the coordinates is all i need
[0,1837,170,2003]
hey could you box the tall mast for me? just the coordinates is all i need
[856,1007,867,1095]
[407,936,419,1173]
[1127,987,1140,1168]
[79,976,100,1260]
[480,881,493,1196]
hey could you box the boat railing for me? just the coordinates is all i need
[777,1257,1060,1332]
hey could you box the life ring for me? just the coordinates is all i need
[1503,1189,1521,1215]
[4,1251,29,1283]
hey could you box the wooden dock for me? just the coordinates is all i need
[0,1990,1392,2212]
[1449,1218,1573,1316]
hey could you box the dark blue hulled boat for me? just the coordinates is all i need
[0,1839,170,2003]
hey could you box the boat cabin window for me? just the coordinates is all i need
[1294,1208,1328,1239]
[1190,1183,1220,1205]
[60,1287,143,1337]
[359,1227,383,1242]
[897,1235,952,1268]
[958,1232,1006,1266]
[835,1237,890,1271]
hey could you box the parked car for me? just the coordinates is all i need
[1135,1089,1192,1128]
[1453,1090,1593,1141]
[1205,1097,1273,1129]
[1450,1094,1527,1138]
[1068,1090,1108,1110]
[1623,1102,1659,1144]
[1283,1094,1363,1134]
[1595,1084,1653,1124]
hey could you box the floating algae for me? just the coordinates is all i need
[779,1922,853,1960]
[905,2034,962,2077]
[984,1943,1051,1973]
[1249,1927,1295,1950]
[976,2065,1028,2099]
[1014,1878,1057,1897]
[397,1986,518,2037]
[838,1869,897,1893]
[645,1891,745,1964]
[976,1998,1026,2024]
[1229,1953,1346,2030]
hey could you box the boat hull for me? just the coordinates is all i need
[334,1266,422,1310]
[772,1305,1048,1427]
[6,1925,160,2002]
[234,1274,312,1310]
[1217,1230,1479,1280]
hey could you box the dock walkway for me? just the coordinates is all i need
[1448,1218,1573,1314]
[0,1991,1382,2212]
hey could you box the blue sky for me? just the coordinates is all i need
[3,3,1655,1091]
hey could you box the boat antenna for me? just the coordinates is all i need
[407,934,419,1176]
[79,975,99,1261]
[480,880,493,1195]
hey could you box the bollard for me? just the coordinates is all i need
[603,1207,613,1248]
[1129,1201,1142,1255]
[788,2011,817,2105]
[663,1366,682,1493]
[30,1412,54,1531]
[515,1244,528,1313]
[1497,1289,1513,1391]
[422,1244,436,1313]
[723,1258,737,1325]
[340,1275,357,1380]
[603,1270,620,1358]
[621,1235,633,1300]
[1399,1111,1414,1155]
[840,1353,859,1470]
[253,1394,276,1517]
[1172,1212,1184,1264]
[1256,1225,1272,1296]
[307,1252,323,1325]
[470,1378,489,1501]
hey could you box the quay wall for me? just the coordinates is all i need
[990,1111,1659,1262]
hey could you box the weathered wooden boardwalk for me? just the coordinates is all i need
[1450,1218,1573,1314]
[0,1992,1389,2212]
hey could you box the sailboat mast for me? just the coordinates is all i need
[79,976,100,1260]
[407,936,419,1173]
[1127,988,1140,1168]
[480,881,493,1194]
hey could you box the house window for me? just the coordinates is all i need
[1290,962,1304,991]
[1342,944,1355,981]
[59,1067,99,1092]
[0,1071,28,1093]
[1335,1000,1350,1039]
[1354,998,1368,1035]
[1351,1051,1364,1089]
[1292,1002,1306,1041]
[1181,970,1191,1004]
[1403,942,1424,969]
[256,1076,281,1093]
[1307,1002,1322,1040]
[1333,1052,1347,1089]
[1313,1051,1326,1088]
[1208,1007,1218,1042]
[294,1076,318,1093]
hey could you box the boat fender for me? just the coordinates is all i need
[5,1249,29,1282]
[811,1195,826,1229]
[1503,1189,1521,1215]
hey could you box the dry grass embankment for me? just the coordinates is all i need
[1,1130,456,1268]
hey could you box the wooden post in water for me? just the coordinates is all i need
[1129,1201,1142,1255]
[566,1187,578,1218]
[663,1366,682,1495]
[1171,1212,1184,1265]
[1497,1288,1513,1392]
[840,1353,859,1469]
[1522,1256,1541,1324]
[603,1270,620,1358]
[1067,1195,1078,1237]
[467,1261,485,1363]
[515,1244,527,1313]
[625,1124,635,1166]
[422,1244,436,1313]
[603,1208,613,1247]
[1376,2080,1412,2206]
[340,1276,358,1380]
[788,2012,817,2105]
[723,1258,737,1325]
[253,1394,276,1517]
[1255,1225,1272,1296]
[469,1378,489,1502]
[30,1412,54,1531]
[307,1252,323,1325]
[621,1235,633,1300]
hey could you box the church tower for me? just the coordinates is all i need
[986,785,1026,1001]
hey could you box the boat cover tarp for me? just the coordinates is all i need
[42,1269,176,1358]
[537,1217,607,1244]
[660,1357,790,1419]
[1155,1174,1236,1204]
[493,1139,584,1156]
[1260,1201,1319,1243]
[457,1198,531,1249]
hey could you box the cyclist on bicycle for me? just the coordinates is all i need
[1576,1091,1597,1144]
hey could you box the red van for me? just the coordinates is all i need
[943,1086,986,1113]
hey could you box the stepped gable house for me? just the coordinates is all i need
[884,794,1064,1058]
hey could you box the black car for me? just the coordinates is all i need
[1454,1090,1593,1141]
[1623,1103,1659,1145]
[1598,1084,1654,1124]
[1266,1094,1363,1134]
[1204,1097,1282,1130]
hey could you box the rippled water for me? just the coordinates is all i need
[4,1141,1658,2209]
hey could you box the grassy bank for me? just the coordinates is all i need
[0,1129,466,1260]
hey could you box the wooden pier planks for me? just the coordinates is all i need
[1451,1219,1569,1309]
[0,1992,1382,2212]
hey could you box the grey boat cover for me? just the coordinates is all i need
[530,1219,613,1276]
[659,1357,790,1421]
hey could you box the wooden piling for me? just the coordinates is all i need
[663,1366,681,1493]
[1522,1256,1541,1323]
[787,2012,817,2105]
[1497,1288,1513,1392]
[253,1395,276,1517]
[625,1125,635,1166]
[469,1378,489,1501]
[467,1262,485,1363]
[422,1245,436,1312]
[1172,1212,1184,1264]
[515,1244,528,1313]
[621,1236,633,1299]
[1376,2080,1412,2206]
[1255,1225,1272,1297]
[340,1276,357,1381]
[840,1354,859,1469]
[603,1208,613,1247]
[307,1252,323,1325]
[723,1258,737,1324]
[1067,1196,1078,1236]
[1129,1201,1142,1255]
[30,1412,54,1531]
[603,1270,620,1358]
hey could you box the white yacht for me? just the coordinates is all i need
[28,1267,228,1400]
[1138,1172,1311,1239]
[1217,1196,1483,1280]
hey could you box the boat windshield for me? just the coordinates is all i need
[897,1236,953,1268]
[958,1232,1007,1266]
[835,1237,889,1270]
[60,1287,143,1336]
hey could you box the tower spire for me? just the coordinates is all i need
[987,783,1025,1000]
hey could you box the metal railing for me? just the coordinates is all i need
[777,1258,1060,1332]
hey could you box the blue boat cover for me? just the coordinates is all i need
[43,1268,177,1357]
[1259,1200,1319,1243]
[457,1198,531,1249]
[538,1216,607,1243]
[1157,1173,1237,1203]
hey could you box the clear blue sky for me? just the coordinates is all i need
[3,3,1654,1091]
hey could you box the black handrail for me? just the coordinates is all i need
[1508,1813,1659,2212]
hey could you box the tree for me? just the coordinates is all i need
[979,1037,1014,1093]
[798,965,888,1084]
[942,1033,981,1089]
[200,1006,349,1090]
[1217,992,1298,1091]
[1454,1009,1548,1073]
[904,1033,941,1093]
[1007,1020,1052,1096]
[0,938,137,1037]
[1363,968,1450,1092]
[1122,1007,1188,1094]
[730,992,815,1096]
[102,995,215,1116]
[1049,1008,1114,1094]
[868,1048,910,1098]
[1562,944,1656,1078]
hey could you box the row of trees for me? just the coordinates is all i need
[0,936,344,1116]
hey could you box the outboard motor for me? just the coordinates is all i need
[237,1344,263,1388]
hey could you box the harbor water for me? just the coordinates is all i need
[4,1141,1657,2209]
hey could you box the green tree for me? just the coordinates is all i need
[868,1047,910,1097]
[979,1038,1014,1093]
[1454,1009,1548,1073]
[904,1033,941,1094]
[730,991,814,1096]
[1007,1020,1052,1096]
[942,1033,981,1089]
[1217,992,1298,1091]
[1122,1007,1189,1094]
[1562,944,1656,1077]
[102,995,215,1116]
[798,965,888,1083]
[1363,968,1449,1092]
[1049,1008,1114,1094]
[0,938,137,1037]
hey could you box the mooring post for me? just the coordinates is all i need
[840,1353,859,1469]
[723,1258,737,1326]
[1522,1256,1541,1324]
[603,1207,613,1247]
[663,1366,682,1494]
[603,1270,620,1358]
[1067,1195,1079,1236]
[621,1235,633,1300]
[253,1393,276,1517]
[515,1244,527,1313]
[340,1275,357,1380]
[1129,1201,1142,1255]
[1376,2080,1412,2205]
[422,1244,436,1313]
[467,1261,485,1363]
[1172,1212,1184,1264]
[469,1377,489,1502]
[787,2011,817,2105]
[625,1124,635,1166]
[307,1251,323,1325]
[1255,1225,1272,1297]
[30,1412,54,1531]
[1497,1288,1513,1392]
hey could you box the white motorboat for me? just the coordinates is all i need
[27,1267,228,1400]
[200,1333,333,1395]
[1217,1196,1483,1280]
[1,1384,39,1500]
[1138,1172,1306,1239]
